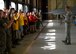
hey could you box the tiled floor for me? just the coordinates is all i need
[25,20,76,54]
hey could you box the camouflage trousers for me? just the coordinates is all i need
[0,28,6,54]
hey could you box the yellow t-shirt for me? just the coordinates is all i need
[18,13,24,26]
[13,14,19,30]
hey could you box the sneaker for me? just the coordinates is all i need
[62,40,67,44]
[66,43,71,45]
[62,40,71,45]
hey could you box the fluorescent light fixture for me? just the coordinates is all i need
[46,33,56,36]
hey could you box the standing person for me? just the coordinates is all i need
[0,10,14,54]
[28,12,37,33]
[7,8,15,48]
[18,10,25,39]
[35,12,41,30]
[62,6,72,45]
[0,10,6,54]
[2,11,14,54]
[13,10,20,46]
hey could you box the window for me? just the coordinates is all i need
[18,4,23,11]
[11,2,16,9]
[0,0,4,10]
[24,5,28,12]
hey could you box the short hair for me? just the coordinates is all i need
[10,8,14,10]
[65,6,71,9]
[0,10,3,14]
[10,8,15,12]
[14,10,18,13]
[0,10,3,12]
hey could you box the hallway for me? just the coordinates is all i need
[25,20,76,54]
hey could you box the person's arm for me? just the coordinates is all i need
[3,19,14,29]
[65,12,72,23]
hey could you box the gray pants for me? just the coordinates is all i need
[5,30,12,52]
[65,23,71,43]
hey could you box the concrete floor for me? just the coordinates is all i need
[11,21,47,54]
[24,20,76,54]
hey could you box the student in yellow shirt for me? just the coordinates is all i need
[18,10,25,38]
[13,11,20,46]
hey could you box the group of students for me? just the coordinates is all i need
[0,8,41,54]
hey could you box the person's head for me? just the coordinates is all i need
[65,5,71,12]
[0,10,3,18]
[3,12,7,18]
[27,12,30,16]
[29,12,32,15]
[25,12,27,16]
[10,8,15,13]
[19,10,22,13]
[14,10,18,15]
[4,8,9,13]
[32,11,35,15]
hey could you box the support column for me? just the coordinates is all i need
[37,0,40,12]
[56,0,57,9]
[28,0,33,12]
[15,2,18,11]
[62,0,67,8]
[41,0,48,20]
[22,0,25,11]
[4,0,11,9]
[22,4,25,11]
[36,0,37,8]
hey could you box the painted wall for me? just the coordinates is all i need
[48,0,57,19]
[48,0,76,20]
[48,0,56,10]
